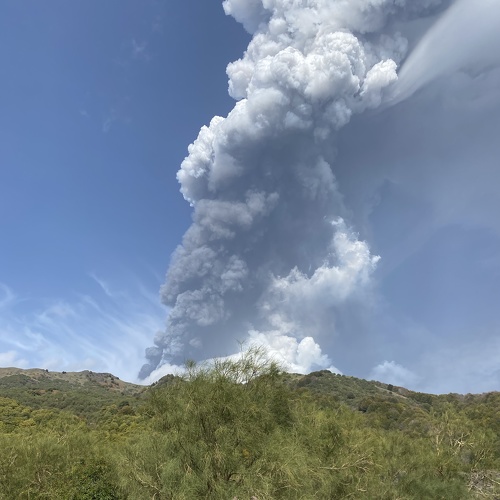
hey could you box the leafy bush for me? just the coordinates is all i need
[1,352,499,498]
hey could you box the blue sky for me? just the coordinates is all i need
[0,0,249,378]
[1,0,500,394]
[0,0,249,294]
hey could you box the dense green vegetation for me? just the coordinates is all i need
[0,369,145,424]
[0,351,499,499]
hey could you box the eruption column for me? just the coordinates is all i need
[140,0,449,380]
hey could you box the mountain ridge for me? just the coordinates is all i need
[0,366,144,393]
[1,362,500,498]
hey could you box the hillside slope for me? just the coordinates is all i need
[0,367,145,421]
[0,362,499,498]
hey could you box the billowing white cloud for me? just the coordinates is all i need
[370,360,419,388]
[142,0,450,379]
[269,219,379,304]
[136,0,500,392]
[246,329,340,374]
[141,361,185,385]
[222,0,269,34]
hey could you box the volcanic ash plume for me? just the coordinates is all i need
[140,0,446,380]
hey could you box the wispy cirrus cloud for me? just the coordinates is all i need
[0,278,166,383]
[131,39,150,61]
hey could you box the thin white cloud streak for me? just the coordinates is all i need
[0,280,166,383]
[89,273,118,300]
[391,0,500,103]
[131,39,150,61]
[102,110,117,134]
[0,284,16,309]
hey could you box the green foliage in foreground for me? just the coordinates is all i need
[0,349,499,499]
